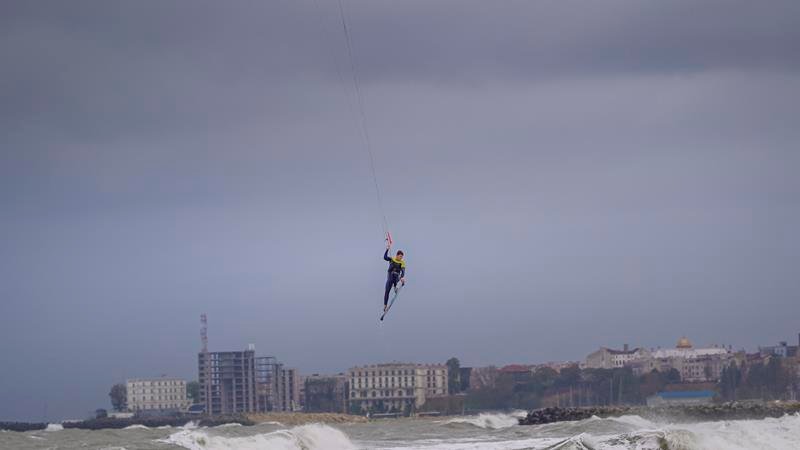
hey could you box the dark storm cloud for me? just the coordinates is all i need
[3,0,799,140]
[1,1,799,421]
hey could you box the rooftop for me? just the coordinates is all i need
[656,390,716,399]
[126,377,185,382]
[349,362,447,369]
[499,364,532,373]
[606,347,642,355]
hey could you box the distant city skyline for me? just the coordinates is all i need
[2,0,799,421]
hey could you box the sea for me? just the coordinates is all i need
[2,411,799,450]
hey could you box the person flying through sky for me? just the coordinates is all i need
[383,245,405,312]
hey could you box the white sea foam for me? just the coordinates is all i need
[442,411,527,429]
[660,413,800,450]
[604,414,660,429]
[123,424,149,430]
[564,412,800,450]
[44,423,63,432]
[213,422,242,428]
[163,423,356,450]
[411,413,800,449]
[377,436,569,450]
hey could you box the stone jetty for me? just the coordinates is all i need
[60,414,254,430]
[519,402,800,426]
[0,413,364,432]
[0,421,48,432]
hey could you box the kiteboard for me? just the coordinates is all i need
[379,283,404,321]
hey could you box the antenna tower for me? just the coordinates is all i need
[201,313,208,352]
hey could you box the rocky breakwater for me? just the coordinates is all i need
[61,414,255,430]
[0,421,48,432]
[518,406,633,425]
[652,401,800,422]
[519,402,800,426]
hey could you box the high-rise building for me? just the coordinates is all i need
[198,349,297,415]
[126,378,190,413]
[279,368,300,411]
[347,363,448,414]
[198,350,258,415]
[255,356,282,412]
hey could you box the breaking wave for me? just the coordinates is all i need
[442,411,527,429]
[212,422,242,428]
[163,423,356,450]
[44,423,63,431]
[540,412,800,450]
[419,413,800,449]
[658,413,800,450]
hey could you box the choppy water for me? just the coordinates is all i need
[3,411,800,450]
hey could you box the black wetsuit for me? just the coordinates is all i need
[383,249,406,306]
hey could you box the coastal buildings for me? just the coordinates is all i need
[585,345,649,369]
[198,349,258,414]
[198,348,297,414]
[304,373,349,413]
[759,336,800,358]
[634,338,732,383]
[126,378,190,413]
[278,367,300,411]
[468,366,499,390]
[498,364,534,382]
[347,362,448,413]
[533,361,581,373]
[584,338,733,383]
[255,356,283,412]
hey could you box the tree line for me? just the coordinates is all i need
[454,357,798,411]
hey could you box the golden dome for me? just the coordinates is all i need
[676,336,693,349]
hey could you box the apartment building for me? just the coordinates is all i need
[126,378,190,412]
[347,362,448,414]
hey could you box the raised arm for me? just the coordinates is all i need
[384,249,391,261]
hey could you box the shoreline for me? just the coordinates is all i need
[5,403,800,432]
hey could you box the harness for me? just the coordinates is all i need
[388,257,405,275]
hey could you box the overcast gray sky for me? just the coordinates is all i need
[2,0,799,421]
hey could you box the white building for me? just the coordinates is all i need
[632,337,733,382]
[348,362,448,413]
[651,337,728,360]
[585,345,649,369]
[586,338,733,383]
[126,378,190,412]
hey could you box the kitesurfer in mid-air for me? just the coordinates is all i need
[383,244,406,312]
